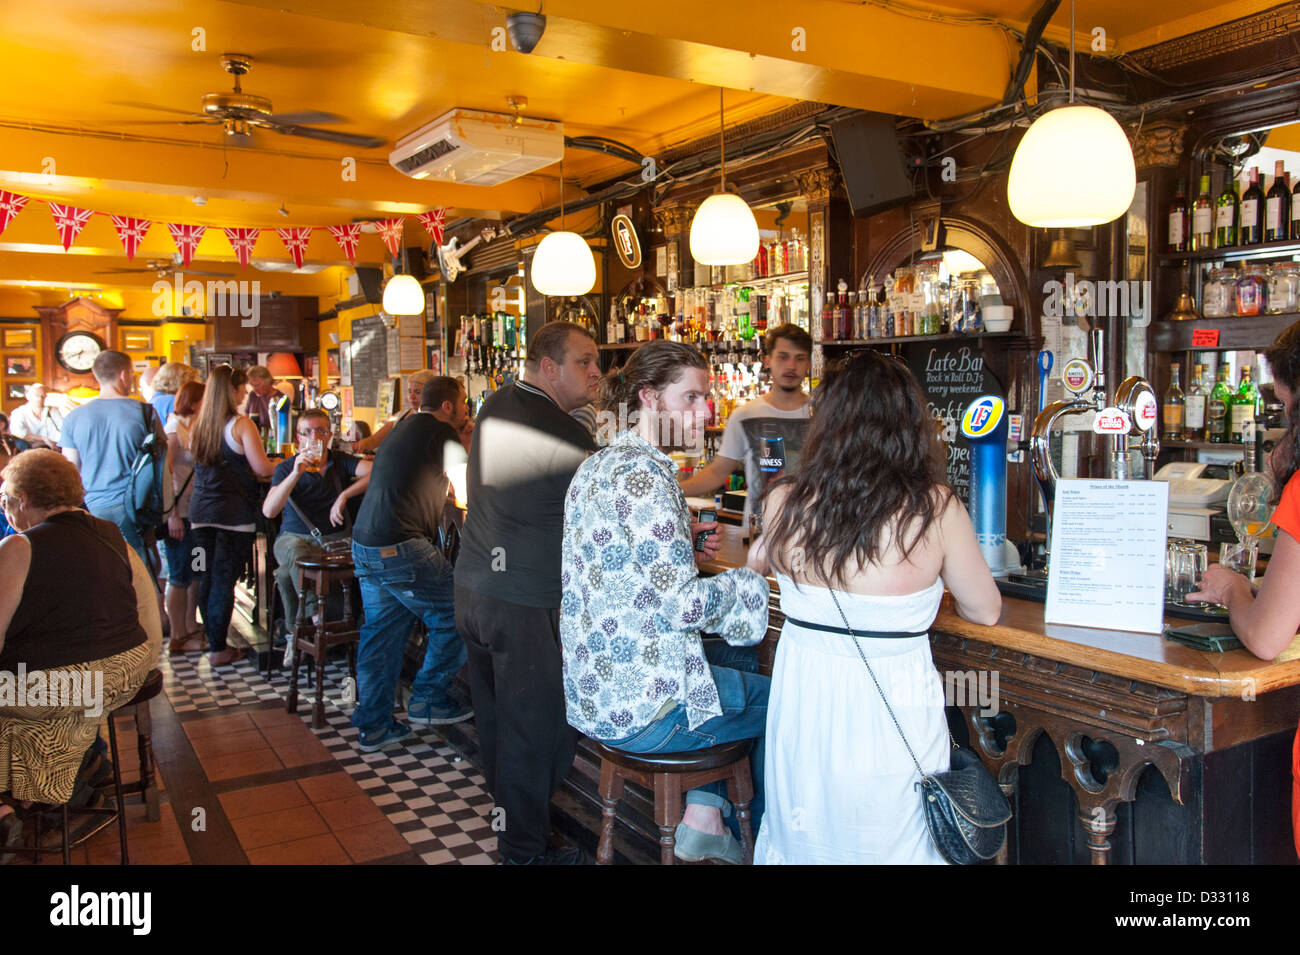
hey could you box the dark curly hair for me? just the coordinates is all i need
[765,349,949,588]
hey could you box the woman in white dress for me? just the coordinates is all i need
[749,349,1001,864]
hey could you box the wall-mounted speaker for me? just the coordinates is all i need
[828,112,913,218]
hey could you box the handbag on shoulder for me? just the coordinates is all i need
[827,589,1010,864]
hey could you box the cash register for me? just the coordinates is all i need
[1155,461,1232,543]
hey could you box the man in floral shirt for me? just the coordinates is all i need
[561,340,770,864]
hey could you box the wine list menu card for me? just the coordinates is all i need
[1045,480,1169,634]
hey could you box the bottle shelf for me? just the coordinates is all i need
[821,331,1023,347]
[597,342,643,351]
[1150,313,1299,351]
[1158,237,1300,264]
[698,270,810,291]
[1160,439,1252,450]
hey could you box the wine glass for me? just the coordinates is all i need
[1226,472,1276,546]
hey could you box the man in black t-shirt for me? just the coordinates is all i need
[455,321,599,865]
[348,377,471,753]
[262,409,370,632]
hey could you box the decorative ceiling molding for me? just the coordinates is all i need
[1131,120,1188,169]
[794,167,841,204]
[652,204,695,234]
[1126,2,1300,72]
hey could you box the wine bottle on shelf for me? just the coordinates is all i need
[1168,178,1188,253]
[1191,174,1214,251]
[1214,178,1239,248]
[1184,363,1207,440]
[1240,167,1265,245]
[1266,160,1291,242]
[1207,365,1233,443]
[1162,364,1185,442]
[1292,173,1300,240]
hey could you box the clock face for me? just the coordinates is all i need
[318,391,341,411]
[56,331,106,374]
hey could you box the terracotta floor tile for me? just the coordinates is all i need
[86,832,191,865]
[298,771,365,804]
[272,740,333,768]
[314,794,389,832]
[246,832,350,865]
[258,722,319,748]
[219,780,310,820]
[183,713,256,739]
[232,806,329,850]
[188,729,271,760]
[201,749,283,781]
[335,820,413,863]
[249,707,306,729]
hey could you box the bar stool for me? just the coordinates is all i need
[106,668,164,822]
[593,739,755,865]
[286,554,361,729]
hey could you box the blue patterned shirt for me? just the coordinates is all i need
[560,429,769,738]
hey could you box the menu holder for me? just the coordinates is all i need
[1045,479,1169,634]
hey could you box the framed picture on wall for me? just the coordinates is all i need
[121,330,153,352]
[6,383,25,400]
[326,348,340,378]
[4,354,35,377]
[339,342,352,386]
[2,328,35,349]
[427,346,442,375]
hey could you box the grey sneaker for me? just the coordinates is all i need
[407,698,473,727]
[672,822,743,864]
[357,720,412,753]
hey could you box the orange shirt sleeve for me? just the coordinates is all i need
[1270,472,1300,542]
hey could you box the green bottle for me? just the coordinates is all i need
[1207,365,1233,443]
[1215,178,1240,248]
[1229,366,1261,444]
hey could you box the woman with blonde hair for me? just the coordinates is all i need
[188,365,275,666]
[149,362,199,422]
[0,449,161,859]
[350,370,436,453]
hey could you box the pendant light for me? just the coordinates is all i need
[690,88,760,266]
[530,155,596,296]
[1007,0,1135,228]
[382,273,425,315]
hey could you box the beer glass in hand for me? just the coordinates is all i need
[297,423,329,474]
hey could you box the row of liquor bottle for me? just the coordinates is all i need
[1161,363,1262,444]
[606,284,811,344]
[820,267,999,341]
[695,229,810,286]
[455,312,525,381]
[1169,161,1300,252]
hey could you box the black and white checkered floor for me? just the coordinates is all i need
[160,649,499,865]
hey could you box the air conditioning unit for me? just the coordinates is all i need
[390,109,563,186]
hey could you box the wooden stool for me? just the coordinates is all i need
[593,739,755,865]
[107,668,164,822]
[286,554,360,729]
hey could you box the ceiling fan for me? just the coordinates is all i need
[113,53,385,149]
[93,255,229,279]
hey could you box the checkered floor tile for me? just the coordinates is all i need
[162,647,498,864]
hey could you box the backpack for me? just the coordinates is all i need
[123,403,167,532]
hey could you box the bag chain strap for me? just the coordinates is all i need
[826,587,929,780]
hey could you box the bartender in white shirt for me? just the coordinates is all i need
[8,383,63,447]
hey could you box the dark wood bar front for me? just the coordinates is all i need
[698,524,1300,865]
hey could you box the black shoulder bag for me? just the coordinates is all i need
[826,588,1010,864]
[284,455,352,554]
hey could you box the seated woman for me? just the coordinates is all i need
[1189,320,1300,859]
[0,450,162,857]
[560,340,770,865]
[749,349,1001,864]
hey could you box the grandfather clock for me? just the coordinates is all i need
[35,297,122,392]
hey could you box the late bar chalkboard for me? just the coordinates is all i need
[904,341,1002,508]
[349,315,388,407]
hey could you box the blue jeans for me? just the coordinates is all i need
[350,537,467,736]
[596,644,769,837]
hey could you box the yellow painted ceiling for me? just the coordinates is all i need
[0,0,1277,312]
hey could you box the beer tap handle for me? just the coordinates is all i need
[1090,327,1107,408]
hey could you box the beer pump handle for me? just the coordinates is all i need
[1090,328,1106,406]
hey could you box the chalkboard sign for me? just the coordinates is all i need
[905,341,1002,508]
[349,315,388,407]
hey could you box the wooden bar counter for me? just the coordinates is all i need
[701,524,1300,865]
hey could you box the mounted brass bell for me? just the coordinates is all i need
[1165,264,1200,321]
[1043,229,1080,270]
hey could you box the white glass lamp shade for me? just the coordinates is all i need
[1007,105,1136,228]
[530,231,596,296]
[689,192,760,266]
[382,273,425,315]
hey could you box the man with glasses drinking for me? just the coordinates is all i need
[263,409,371,637]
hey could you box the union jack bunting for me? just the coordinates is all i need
[0,190,30,237]
[167,223,207,267]
[223,227,261,269]
[416,208,446,245]
[374,217,405,258]
[327,223,362,264]
[277,226,313,269]
[48,203,94,251]
[109,215,152,260]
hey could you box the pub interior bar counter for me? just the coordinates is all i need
[1,0,1300,881]
[702,525,1300,865]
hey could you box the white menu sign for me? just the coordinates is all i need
[1045,479,1169,634]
